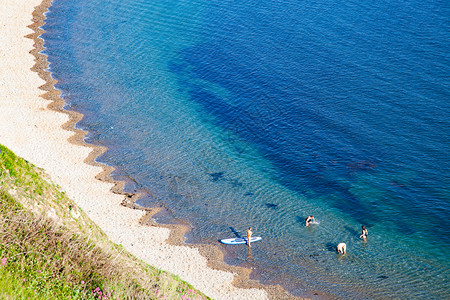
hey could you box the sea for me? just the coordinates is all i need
[41,0,449,298]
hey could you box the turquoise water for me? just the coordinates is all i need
[42,0,449,298]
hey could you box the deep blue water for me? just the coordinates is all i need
[42,0,449,298]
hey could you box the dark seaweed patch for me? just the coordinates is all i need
[209,172,224,181]
[265,203,278,209]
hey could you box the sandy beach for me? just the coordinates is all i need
[0,1,299,299]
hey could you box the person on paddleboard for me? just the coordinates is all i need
[305,215,315,226]
[246,227,253,247]
[360,225,368,239]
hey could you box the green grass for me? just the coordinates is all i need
[0,144,209,300]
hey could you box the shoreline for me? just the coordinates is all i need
[0,1,300,299]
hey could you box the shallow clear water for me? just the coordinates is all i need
[42,0,450,298]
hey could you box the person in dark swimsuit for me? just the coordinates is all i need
[360,225,368,239]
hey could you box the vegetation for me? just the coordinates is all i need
[0,144,209,300]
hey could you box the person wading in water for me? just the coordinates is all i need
[246,227,253,247]
[305,215,315,226]
[360,225,368,239]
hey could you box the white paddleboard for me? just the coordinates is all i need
[220,237,262,245]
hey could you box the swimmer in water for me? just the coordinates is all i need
[360,225,368,239]
[305,215,315,226]
[337,243,347,254]
[246,227,253,247]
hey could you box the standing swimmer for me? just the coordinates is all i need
[246,227,253,247]
[360,225,368,239]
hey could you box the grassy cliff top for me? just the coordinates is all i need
[0,144,209,300]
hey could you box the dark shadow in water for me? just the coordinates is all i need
[295,216,306,224]
[229,226,242,238]
[230,178,243,187]
[188,85,381,226]
[325,242,336,252]
[209,172,224,182]
[265,203,278,209]
[309,253,320,262]
[344,225,360,238]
